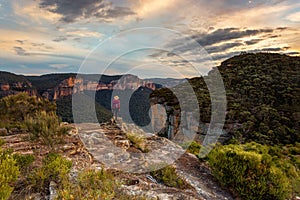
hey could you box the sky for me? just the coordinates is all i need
[0,0,299,78]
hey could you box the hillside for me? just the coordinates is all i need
[0,71,29,84]
[26,73,123,94]
[215,53,299,145]
[152,53,300,145]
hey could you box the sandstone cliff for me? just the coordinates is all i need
[46,74,156,100]
[0,71,37,98]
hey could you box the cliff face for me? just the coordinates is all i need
[0,72,160,100]
[112,74,156,90]
[48,74,156,100]
[0,71,38,98]
[0,81,37,98]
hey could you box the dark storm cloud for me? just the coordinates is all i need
[13,47,30,56]
[39,0,135,23]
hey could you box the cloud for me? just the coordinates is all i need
[194,28,273,46]
[169,28,275,54]
[132,0,179,18]
[286,51,299,55]
[49,63,70,69]
[259,47,290,51]
[66,30,102,38]
[276,27,288,31]
[245,39,262,45]
[13,46,30,56]
[206,42,244,53]
[31,42,54,50]
[285,11,300,22]
[15,40,25,45]
[12,0,61,23]
[212,52,240,61]
[53,36,68,42]
[39,0,135,23]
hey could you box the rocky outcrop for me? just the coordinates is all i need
[76,122,234,200]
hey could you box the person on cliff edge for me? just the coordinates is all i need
[112,95,120,121]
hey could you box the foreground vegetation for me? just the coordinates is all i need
[208,142,300,199]
[0,144,146,200]
[0,93,148,199]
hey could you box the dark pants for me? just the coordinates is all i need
[113,108,119,120]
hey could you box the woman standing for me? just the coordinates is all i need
[112,95,120,120]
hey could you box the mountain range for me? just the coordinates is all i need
[1,52,299,145]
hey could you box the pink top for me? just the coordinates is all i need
[112,99,120,109]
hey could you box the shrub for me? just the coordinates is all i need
[0,148,20,200]
[208,144,291,200]
[13,154,35,172]
[57,169,147,200]
[24,111,69,147]
[126,132,149,153]
[180,141,201,156]
[150,164,189,189]
[0,93,56,130]
[28,153,72,193]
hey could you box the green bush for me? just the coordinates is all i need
[29,153,72,193]
[24,111,69,147]
[180,141,202,156]
[150,164,189,189]
[13,154,35,172]
[208,144,291,200]
[0,148,20,200]
[0,93,56,130]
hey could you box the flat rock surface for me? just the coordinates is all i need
[76,122,235,200]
